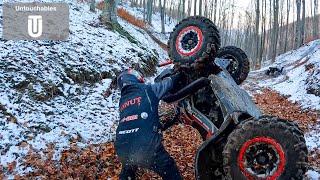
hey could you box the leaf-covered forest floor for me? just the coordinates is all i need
[4,84,318,179]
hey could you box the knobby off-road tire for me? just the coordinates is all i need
[223,116,308,180]
[168,16,221,65]
[216,46,250,85]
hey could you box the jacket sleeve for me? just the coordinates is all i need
[150,77,173,100]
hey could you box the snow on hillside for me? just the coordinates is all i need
[0,0,168,176]
[255,40,320,110]
[248,40,320,177]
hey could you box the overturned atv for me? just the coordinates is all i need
[157,16,307,179]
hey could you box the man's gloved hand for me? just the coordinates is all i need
[169,72,187,93]
[173,63,191,73]
[193,59,223,75]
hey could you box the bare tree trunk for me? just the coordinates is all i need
[267,0,271,59]
[236,16,243,46]
[313,0,319,38]
[199,0,202,16]
[259,0,266,66]
[213,0,218,24]
[284,0,290,52]
[169,0,174,22]
[227,1,235,45]
[204,0,208,17]
[100,0,118,26]
[221,8,228,45]
[90,0,96,12]
[132,0,137,7]
[182,0,186,18]
[178,0,182,20]
[301,0,306,44]
[271,0,279,62]
[161,0,166,33]
[209,0,213,19]
[157,0,159,10]
[278,0,285,54]
[255,0,260,64]
[187,0,192,16]
[295,0,301,48]
[143,0,146,21]
[147,0,153,25]
[291,1,296,49]
[217,0,224,27]
[194,0,197,15]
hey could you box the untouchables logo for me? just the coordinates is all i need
[27,15,43,38]
[3,3,69,40]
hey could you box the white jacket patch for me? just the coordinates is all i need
[118,128,140,135]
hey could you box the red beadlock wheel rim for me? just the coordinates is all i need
[175,26,203,57]
[237,136,286,180]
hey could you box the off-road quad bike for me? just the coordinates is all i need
[156,16,308,179]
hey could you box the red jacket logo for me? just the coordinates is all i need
[120,96,142,111]
[120,115,139,123]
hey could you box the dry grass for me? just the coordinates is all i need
[96,1,105,11]
[117,8,146,29]
[95,1,146,29]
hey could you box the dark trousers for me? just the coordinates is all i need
[119,145,182,180]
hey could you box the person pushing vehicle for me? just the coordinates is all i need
[115,69,183,180]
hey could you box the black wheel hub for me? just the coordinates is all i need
[245,143,279,177]
[256,152,270,165]
[221,55,239,74]
[180,31,199,51]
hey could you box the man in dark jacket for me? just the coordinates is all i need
[115,69,182,180]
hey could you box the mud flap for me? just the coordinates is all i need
[209,69,261,119]
[195,70,262,179]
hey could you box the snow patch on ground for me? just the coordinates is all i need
[307,170,320,179]
[255,40,320,110]
[306,124,320,150]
